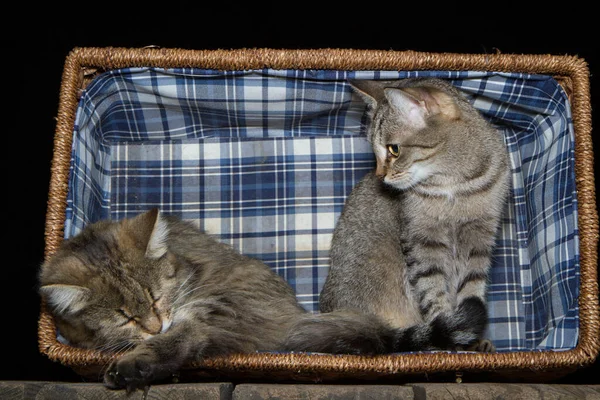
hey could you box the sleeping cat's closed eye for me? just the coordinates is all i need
[146,288,159,302]
[117,309,136,327]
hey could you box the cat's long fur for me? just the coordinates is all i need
[318,78,510,351]
[39,209,398,391]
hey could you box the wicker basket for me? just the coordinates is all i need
[39,47,599,382]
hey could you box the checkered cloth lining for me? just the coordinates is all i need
[64,68,579,352]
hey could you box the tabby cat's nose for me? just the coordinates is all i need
[374,156,387,178]
[375,165,386,179]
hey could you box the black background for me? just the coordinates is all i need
[5,5,599,384]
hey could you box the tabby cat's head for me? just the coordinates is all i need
[39,209,179,351]
[350,78,496,193]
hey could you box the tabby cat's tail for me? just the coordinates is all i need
[391,297,489,352]
[284,297,488,354]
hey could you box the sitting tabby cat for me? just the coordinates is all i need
[40,209,399,391]
[319,78,510,351]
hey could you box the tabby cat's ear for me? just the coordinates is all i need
[125,208,170,259]
[383,88,428,130]
[385,86,460,128]
[40,284,90,314]
[348,80,385,110]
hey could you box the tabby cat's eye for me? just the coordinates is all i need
[387,144,399,157]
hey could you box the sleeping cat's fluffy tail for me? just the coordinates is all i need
[283,310,397,355]
[284,298,489,354]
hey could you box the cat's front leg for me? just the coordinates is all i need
[455,220,495,308]
[403,232,489,351]
[442,219,497,350]
[404,238,454,322]
[104,322,204,391]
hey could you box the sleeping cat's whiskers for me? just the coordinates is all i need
[174,297,237,318]
[95,339,137,354]
[98,360,114,382]
[169,271,197,305]
[100,340,135,353]
[173,298,208,312]
[171,283,211,307]
[176,270,195,295]
[116,342,136,354]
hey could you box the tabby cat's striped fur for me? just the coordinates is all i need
[319,78,510,351]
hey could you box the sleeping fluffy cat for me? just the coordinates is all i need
[319,78,510,351]
[39,209,396,391]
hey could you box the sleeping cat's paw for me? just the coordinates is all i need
[104,350,169,392]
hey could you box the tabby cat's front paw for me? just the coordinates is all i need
[456,339,496,353]
[104,351,164,391]
[469,339,496,353]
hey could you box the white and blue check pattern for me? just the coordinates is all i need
[65,68,579,353]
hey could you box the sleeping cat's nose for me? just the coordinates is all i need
[142,314,162,335]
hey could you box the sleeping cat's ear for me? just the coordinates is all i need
[145,209,170,259]
[124,208,170,259]
[384,86,460,129]
[40,284,90,314]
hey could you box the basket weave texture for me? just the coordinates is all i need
[40,47,599,380]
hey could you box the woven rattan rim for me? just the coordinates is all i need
[40,47,599,377]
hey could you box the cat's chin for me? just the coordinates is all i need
[385,178,456,199]
[383,176,421,191]
[384,179,413,191]
[384,166,433,191]
[413,185,456,199]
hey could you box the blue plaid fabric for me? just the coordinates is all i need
[65,68,579,352]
